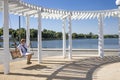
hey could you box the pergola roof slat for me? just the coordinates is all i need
[0,0,119,20]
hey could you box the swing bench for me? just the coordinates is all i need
[10,48,23,59]
[10,41,34,59]
[9,16,34,59]
[10,41,23,59]
[10,44,34,59]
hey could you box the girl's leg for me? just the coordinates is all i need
[27,54,32,64]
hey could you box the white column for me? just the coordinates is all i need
[118,15,120,56]
[38,11,42,63]
[26,15,30,51]
[98,14,104,58]
[118,6,120,56]
[62,18,66,58]
[3,0,10,74]
[68,14,72,59]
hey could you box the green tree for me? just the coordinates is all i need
[42,29,56,39]
[30,28,37,39]
[78,33,85,38]
[0,28,3,36]
[16,28,26,40]
[56,32,62,39]
[72,33,78,39]
[9,28,17,40]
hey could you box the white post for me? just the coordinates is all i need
[38,11,42,63]
[118,14,120,56]
[117,6,120,56]
[98,14,104,58]
[116,0,120,56]
[3,0,10,74]
[26,15,30,51]
[68,14,72,59]
[62,18,66,58]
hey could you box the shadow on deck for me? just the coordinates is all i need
[0,56,120,80]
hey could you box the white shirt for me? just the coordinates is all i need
[17,43,28,56]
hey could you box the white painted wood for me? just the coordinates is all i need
[62,18,66,58]
[3,0,10,75]
[68,14,72,59]
[98,14,104,58]
[26,15,30,52]
[118,6,120,56]
[0,0,119,20]
[38,11,42,63]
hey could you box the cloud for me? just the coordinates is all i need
[116,0,120,6]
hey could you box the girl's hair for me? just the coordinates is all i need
[20,39,26,43]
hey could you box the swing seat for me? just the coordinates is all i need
[10,48,22,59]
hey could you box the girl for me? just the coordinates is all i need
[17,39,33,64]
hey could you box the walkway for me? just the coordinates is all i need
[0,55,120,80]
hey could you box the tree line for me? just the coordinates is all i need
[0,28,118,40]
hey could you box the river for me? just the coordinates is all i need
[0,38,117,49]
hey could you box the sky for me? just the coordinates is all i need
[0,0,119,34]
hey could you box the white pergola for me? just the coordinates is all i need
[0,0,120,74]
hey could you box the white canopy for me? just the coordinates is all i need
[0,0,119,20]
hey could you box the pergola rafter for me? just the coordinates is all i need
[0,0,119,20]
